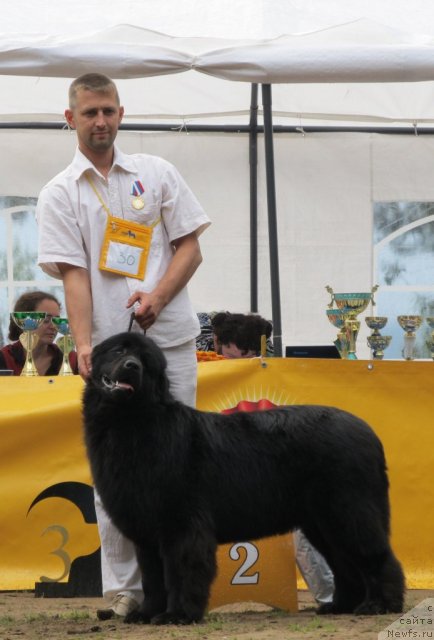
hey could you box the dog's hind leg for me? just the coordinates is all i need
[318,555,365,615]
[300,524,364,615]
[312,507,404,616]
[379,548,405,613]
[338,505,404,615]
[124,543,167,624]
[378,548,405,613]
[151,525,218,625]
[353,547,405,615]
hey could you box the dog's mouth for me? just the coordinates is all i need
[101,374,135,393]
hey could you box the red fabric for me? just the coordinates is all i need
[221,399,276,414]
[0,344,22,375]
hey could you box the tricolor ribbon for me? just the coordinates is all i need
[131,180,145,196]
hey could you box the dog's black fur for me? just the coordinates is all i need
[83,332,405,625]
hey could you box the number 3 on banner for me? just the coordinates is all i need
[39,525,71,583]
[230,542,259,585]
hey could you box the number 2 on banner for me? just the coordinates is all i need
[230,542,259,585]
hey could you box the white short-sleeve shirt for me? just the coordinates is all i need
[36,146,211,348]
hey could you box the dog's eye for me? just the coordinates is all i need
[109,347,125,356]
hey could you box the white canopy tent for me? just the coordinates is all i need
[1,0,434,355]
[3,14,434,126]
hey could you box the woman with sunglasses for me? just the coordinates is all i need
[0,290,78,376]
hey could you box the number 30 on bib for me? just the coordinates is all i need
[99,216,153,280]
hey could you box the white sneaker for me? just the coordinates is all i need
[97,594,140,620]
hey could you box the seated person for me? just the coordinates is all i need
[0,290,78,376]
[197,311,273,357]
[196,310,334,605]
[212,311,273,357]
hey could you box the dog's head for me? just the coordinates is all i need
[88,332,170,404]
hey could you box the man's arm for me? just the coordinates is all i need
[127,231,202,331]
[57,263,93,379]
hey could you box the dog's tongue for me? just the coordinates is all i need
[115,381,134,392]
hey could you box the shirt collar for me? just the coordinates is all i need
[70,145,137,180]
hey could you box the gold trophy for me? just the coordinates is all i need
[425,317,434,360]
[326,309,349,358]
[397,315,423,361]
[326,285,378,359]
[11,311,47,376]
[365,317,392,360]
[52,317,75,376]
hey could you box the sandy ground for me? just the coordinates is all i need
[0,589,432,640]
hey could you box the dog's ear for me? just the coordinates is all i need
[88,342,104,380]
[142,339,173,403]
[145,340,168,373]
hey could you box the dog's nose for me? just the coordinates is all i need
[123,358,141,371]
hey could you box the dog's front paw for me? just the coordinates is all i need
[354,600,387,616]
[151,611,191,625]
[124,609,151,624]
[317,601,354,615]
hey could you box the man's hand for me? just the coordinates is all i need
[126,291,165,331]
[126,232,202,332]
[77,345,93,380]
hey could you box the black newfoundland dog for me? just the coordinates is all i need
[83,332,405,625]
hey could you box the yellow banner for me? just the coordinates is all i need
[0,358,433,591]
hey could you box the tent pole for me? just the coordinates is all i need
[249,83,259,313]
[261,84,283,357]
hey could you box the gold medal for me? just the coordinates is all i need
[132,196,145,210]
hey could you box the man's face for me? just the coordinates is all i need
[65,88,124,155]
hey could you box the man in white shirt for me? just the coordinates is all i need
[36,72,210,620]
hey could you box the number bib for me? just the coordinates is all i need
[99,215,153,280]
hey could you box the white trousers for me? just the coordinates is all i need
[293,529,334,604]
[95,338,197,603]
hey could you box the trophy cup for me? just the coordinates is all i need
[326,309,349,358]
[11,311,47,376]
[52,317,75,376]
[365,317,392,360]
[326,285,378,359]
[397,315,423,360]
[425,317,434,360]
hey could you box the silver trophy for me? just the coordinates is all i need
[397,315,423,361]
[365,317,392,360]
[425,317,434,360]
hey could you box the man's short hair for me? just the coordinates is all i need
[69,73,120,108]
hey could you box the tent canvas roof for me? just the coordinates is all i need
[1,1,434,126]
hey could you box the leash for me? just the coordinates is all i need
[127,312,146,336]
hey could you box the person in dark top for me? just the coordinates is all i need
[196,311,274,357]
[0,290,78,375]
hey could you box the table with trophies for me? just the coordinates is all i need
[325,285,434,361]
[7,285,434,378]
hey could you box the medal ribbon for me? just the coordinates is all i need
[86,173,161,228]
[131,180,145,197]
